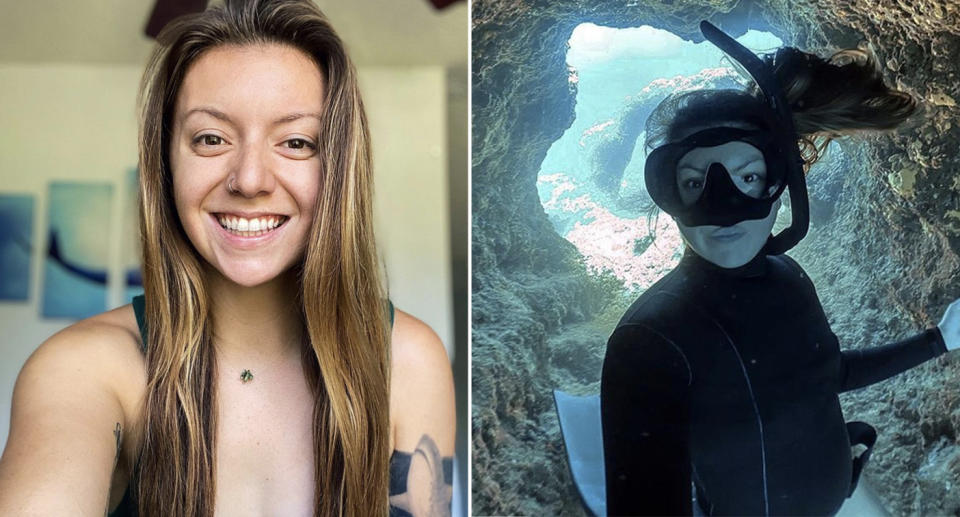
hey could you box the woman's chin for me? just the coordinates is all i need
[698,245,762,269]
[714,255,752,269]
[210,261,287,288]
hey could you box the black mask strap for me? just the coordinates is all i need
[700,21,809,254]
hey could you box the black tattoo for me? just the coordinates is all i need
[388,434,454,517]
[104,422,122,517]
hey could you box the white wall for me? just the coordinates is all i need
[0,62,453,453]
[363,67,454,361]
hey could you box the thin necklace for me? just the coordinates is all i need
[214,335,302,385]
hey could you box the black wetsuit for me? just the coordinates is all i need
[600,247,947,516]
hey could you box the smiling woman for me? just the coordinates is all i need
[0,1,454,516]
[170,44,325,286]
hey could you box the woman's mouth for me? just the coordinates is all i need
[209,213,291,249]
[710,226,745,242]
[215,213,289,237]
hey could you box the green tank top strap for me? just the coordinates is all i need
[132,294,148,352]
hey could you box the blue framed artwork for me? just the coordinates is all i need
[42,182,114,319]
[0,194,35,301]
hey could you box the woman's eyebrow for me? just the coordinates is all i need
[182,107,235,125]
[677,164,703,174]
[272,111,323,125]
[730,156,764,171]
[182,107,322,126]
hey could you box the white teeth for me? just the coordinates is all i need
[216,214,286,234]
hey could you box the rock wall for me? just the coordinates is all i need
[471,1,960,515]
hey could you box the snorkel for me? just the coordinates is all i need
[699,20,810,255]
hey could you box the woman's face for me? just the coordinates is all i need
[673,141,780,268]
[169,43,324,287]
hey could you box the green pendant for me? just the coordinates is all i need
[240,369,254,383]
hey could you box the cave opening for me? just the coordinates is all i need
[536,23,785,293]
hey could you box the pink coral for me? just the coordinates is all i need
[566,202,681,291]
[539,172,682,290]
[539,173,578,210]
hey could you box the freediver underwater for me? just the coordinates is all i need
[553,20,960,516]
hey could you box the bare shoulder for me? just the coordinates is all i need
[24,305,141,381]
[15,305,148,448]
[389,309,455,453]
[50,305,147,396]
[390,309,450,375]
[61,303,142,349]
[0,305,145,513]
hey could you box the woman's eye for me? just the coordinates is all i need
[193,134,224,147]
[683,179,703,189]
[285,138,317,151]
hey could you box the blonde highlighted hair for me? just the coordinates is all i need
[135,0,390,515]
[759,42,917,170]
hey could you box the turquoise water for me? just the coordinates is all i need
[540,25,783,185]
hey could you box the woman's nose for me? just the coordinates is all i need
[229,143,276,197]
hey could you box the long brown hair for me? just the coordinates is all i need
[758,42,917,169]
[135,0,390,515]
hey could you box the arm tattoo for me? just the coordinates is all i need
[388,434,454,517]
[103,422,122,517]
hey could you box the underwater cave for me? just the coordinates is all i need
[473,1,960,516]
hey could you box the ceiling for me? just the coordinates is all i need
[0,0,468,67]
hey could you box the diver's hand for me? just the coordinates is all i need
[938,298,960,351]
